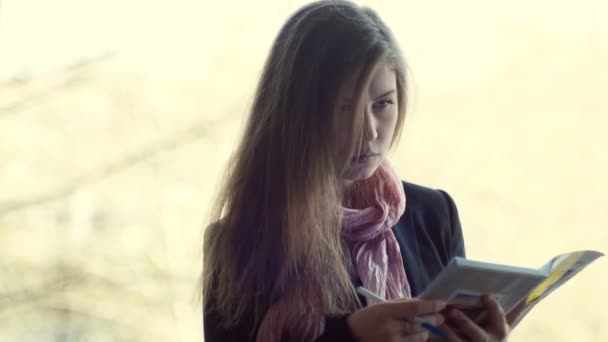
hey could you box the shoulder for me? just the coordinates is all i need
[401,181,457,221]
[393,181,466,293]
[203,217,228,243]
[398,180,465,260]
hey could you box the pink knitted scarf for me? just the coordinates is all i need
[256,159,411,341]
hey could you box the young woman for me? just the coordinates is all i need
[201,1,519,341]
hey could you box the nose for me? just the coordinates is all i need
[363,107,378,142]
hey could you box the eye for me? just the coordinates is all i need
[373,99,394,110]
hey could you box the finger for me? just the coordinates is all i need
[388,299,446,320]
[482,295,508,338]
[396,319,427,335]
[398,313,445,336]
[399,330,429,342]
[440,323,465,342]
[419,313,446,327]
[447,309,488,342]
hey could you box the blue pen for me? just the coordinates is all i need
[356,286,447,338]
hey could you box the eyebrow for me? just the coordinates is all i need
[343,89,396,103]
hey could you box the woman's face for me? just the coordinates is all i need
[335,64,399,185]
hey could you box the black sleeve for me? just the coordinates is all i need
[204,305,358,342]
[314,315,358,342]
[438,190,466,258]
[203,304,257,342]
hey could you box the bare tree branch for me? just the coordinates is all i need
[0,116,230,216]
[0,51,117,116]
[0,258,186,310]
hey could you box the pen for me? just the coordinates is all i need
[356,286,447,338]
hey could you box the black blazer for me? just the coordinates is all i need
[204,181,466,342]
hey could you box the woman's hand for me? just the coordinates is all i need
[346,299,446,342]
[441,295,510,342]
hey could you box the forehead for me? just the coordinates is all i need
[340,64,396,100]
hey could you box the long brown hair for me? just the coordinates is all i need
[200,0,409,338]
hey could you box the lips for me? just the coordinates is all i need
[352,153,379,161]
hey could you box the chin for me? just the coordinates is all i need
[344,163,380,183]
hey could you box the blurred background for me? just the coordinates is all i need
[1,0,606,340]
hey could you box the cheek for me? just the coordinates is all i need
[379,111,399,143]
